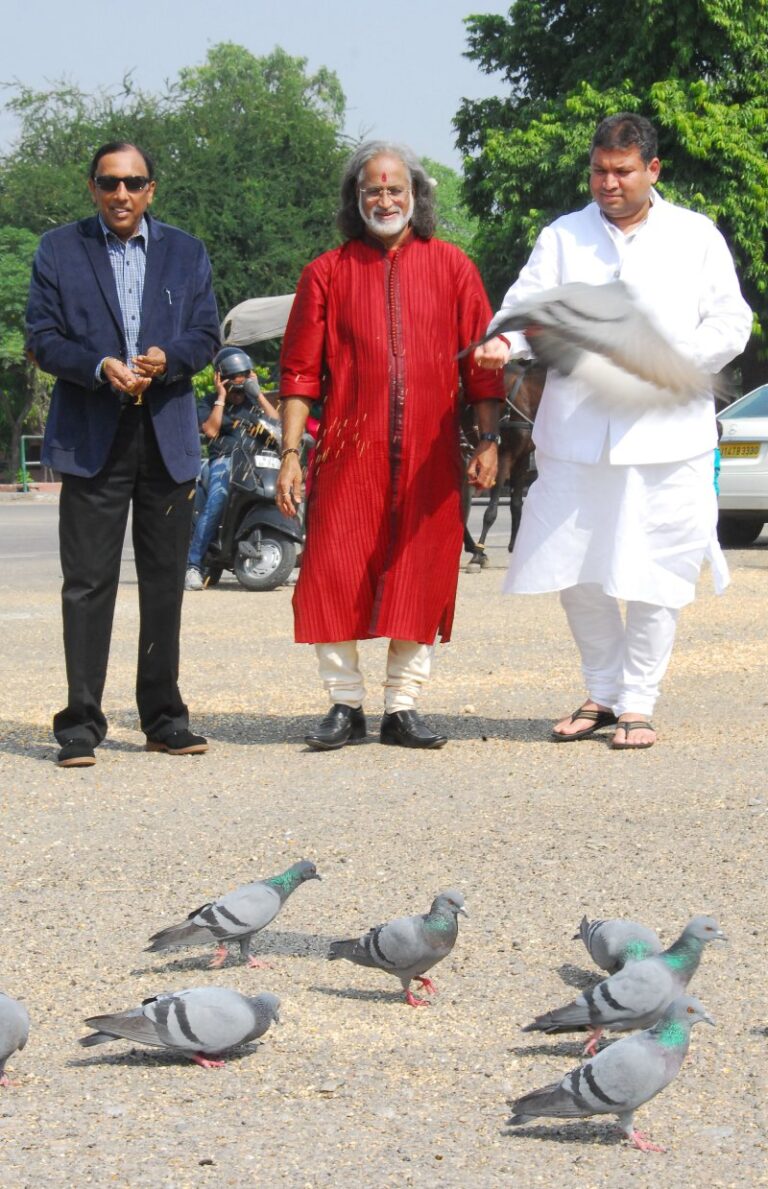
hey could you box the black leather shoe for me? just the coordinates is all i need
[57,739,96,768]
[305,704,367,751]
[146,729,208,755]
[380,710,447,750]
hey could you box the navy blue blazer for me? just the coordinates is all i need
[26,214,220,483]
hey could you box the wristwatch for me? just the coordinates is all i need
[478,432,501,445]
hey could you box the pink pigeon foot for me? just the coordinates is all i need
[208,946,229,969]
[405,989,430,1007]
[190,1053,225,1069]
[628,1129,665,1153]
[0,1074,11,1087]
[581,1028,604,1057]
[416,977,437,995]
[246,956,272,970]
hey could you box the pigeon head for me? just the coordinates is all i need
[292,860,322,883]
[664,995,715,1028]
[682,915,726,944]
[252,992,281,1025]
[432,890,468,918]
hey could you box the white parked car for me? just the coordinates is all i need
[717,383,768,546]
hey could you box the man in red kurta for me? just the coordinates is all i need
[277,141,505,750]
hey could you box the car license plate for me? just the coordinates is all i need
[720,442,760,459]
[254,454,280,468]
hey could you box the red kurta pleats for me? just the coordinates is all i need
[280,235,503,645]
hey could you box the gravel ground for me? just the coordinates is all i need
[1,496,766,1187]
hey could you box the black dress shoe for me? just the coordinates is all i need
[305,704,367,751]
[380,710,447,750]
[57,739,96,768]
[145,729,208,755]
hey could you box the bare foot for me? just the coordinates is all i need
[552,701,614,738]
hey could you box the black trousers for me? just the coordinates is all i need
[54,403,195,746]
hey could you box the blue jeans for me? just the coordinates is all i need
[188,455,231,570]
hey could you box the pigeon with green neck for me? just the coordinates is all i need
[509,994,714,1152]
[525,914,724,1054]
[329,890,467,1006]
[575,915,663,974]
[146,860,321,968]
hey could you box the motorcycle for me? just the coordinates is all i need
[201,403,303,592]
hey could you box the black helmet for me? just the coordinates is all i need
[213,346,253,379]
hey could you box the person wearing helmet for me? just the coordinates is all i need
[185,348,278,590]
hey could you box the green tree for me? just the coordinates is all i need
[0,44,349,464]
[422,157,479,256]
[0,45,347,314]
[457,1,768,385]
[0,226,52,480]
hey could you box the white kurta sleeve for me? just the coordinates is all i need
[683,227,753,373]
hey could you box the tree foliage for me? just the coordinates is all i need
[0,226,52,477]
[457,1,768,383]
[422,157,480,257]
[0,44,348,316]
[0,44,350,471]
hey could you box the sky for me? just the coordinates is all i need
[1,0,512,169]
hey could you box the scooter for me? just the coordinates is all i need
[202,405,304,592]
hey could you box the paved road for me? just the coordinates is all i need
[1,493,766,1187]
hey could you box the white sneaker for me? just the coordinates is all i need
[185,567,204,591]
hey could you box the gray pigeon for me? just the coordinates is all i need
[525,915,724,1054]
[0,991,29,1086]
[146,860,321,967]
[328,890,467,1007]
[79,988,280,1068]
[575,915,663,974]
[480,281,710,398]
[509,994,714,1151]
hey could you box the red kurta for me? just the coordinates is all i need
[280,234,503,645]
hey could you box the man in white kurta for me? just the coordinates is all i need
[476,113,752,748]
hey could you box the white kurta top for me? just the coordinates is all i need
[489,193,752,605]
[489,193,753,465]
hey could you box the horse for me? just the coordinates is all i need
[461,362,546,568]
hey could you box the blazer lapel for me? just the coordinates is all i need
[139,217,169,347]
[79,217,125,338]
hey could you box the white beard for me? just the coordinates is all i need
[358,192,414,239]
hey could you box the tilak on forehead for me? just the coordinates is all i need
[381,171,387,182]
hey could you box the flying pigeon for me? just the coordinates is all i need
[0,992,29,1086]
[524,914,724,1054]
[79,988,280,1068]
[146,860,321,968]
[469,281,711,401]
[508,994,714,1151]
[575,915,663,974]
[328,890,467,1007]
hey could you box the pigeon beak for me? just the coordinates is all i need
[458,906,469,918]
[312,874,322,881]
[713,930,727,942]
[702,1012,715,1026]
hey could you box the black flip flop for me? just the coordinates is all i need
[552,706,618,742]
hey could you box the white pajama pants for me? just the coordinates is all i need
[315,640,434,714]
[559,584,679,717]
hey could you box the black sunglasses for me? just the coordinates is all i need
[94,175,151,193]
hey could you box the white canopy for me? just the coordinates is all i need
[220,294,295,345]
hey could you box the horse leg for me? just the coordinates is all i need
[461,478,486,567]
[508,455,529,551]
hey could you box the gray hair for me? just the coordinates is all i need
[337,140,437,241]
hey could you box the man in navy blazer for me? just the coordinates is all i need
[26,141,220,767]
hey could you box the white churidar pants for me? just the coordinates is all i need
[315,640,433,713]
[559,584,679,716]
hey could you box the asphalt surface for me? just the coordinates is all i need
[1,492,766,1188]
